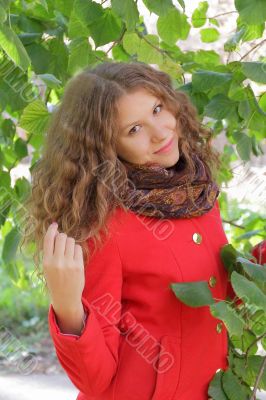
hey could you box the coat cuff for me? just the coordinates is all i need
[48,297,104,345]
[53,307,89,338]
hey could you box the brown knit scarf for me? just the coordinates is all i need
[120,153,220,219]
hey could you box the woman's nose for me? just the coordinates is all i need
[149,123,167,141]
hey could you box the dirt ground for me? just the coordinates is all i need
[0,328,78,399]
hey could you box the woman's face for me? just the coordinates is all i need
[115,88,181,168]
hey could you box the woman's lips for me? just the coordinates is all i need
[154,137,174,154]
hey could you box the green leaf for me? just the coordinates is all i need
[19,32,43,46]
[233,356,266,391]
[37,0,48,12]
[55,0,74,18]
[204,94,238,120]
[158,58,183,80]
[220,244,238,274]
[208,18,219,27]
[157,8,190,45]
[210,301,245,336]
[200,27,219,43]
[177,0,185,12]
[236,228,265,240]
[0,170,11,191]
[2,260,20,282]
[170,280,215,307]
[193,50,221,66]
[123,32,141,55]
[68,0,104,38]
[14,138,28,159]
[189,91,209,115]
[236,256,266,290]
[234,131,252,161]
[89,8,123,48]
[231,271,266,312]
[237,16,265,42]
[14,177,31,202]
[2,227,21,264]
[68,37,94,75]
[239,85,266,132]
[68,11,89,37]
[250,310,266,336]
[222,369,252,399]
[137,34,163,64]
[16,14,44,33]
[259,93,266,112]
[224,27,246,52]
[0,172,12,227]
[123,32,163,64]
[238,99,251,120]
[47,39,69,82]
[19,99,50,135]
[231,330,258,354]
[25,43,51,74]
[0,4,7,23]
[228,81,246,101]
[235,0,266,25]
[241,62,266,84]
[192,70,232,92]
[0,56,30,111]
[192,1,208,28]
[111,0,139,31]
[142,0,173,16]
[0,24,31,71]
[112,43,130,61]
[38,73,62,89]
[0,118,16,142]
[251,135,264,156]
[208,370,228,400]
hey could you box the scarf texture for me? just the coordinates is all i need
[120,153,220,219]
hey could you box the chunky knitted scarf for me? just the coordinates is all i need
[120,153,220,219]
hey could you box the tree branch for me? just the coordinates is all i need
[240,39,266,61]
[191,10,238,21]
[249,356,266,400]
[222,219,245,229]
[106,26,127,54]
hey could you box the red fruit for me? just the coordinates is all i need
[250,240,266,265]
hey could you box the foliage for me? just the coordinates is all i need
[0,0,265,397]
[171,241,266,399]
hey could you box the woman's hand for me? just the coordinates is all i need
[42,222,85,314]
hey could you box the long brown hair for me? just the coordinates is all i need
[21,61,222,287]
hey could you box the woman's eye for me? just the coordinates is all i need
[128,103,163,135]
[154,103,163,114]
[129,126,139,135]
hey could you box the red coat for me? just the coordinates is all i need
[48,199,231,400]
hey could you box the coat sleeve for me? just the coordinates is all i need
[48,231,123,397]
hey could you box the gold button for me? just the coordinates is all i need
[216,322,223,333]
[192,232,202,244]
[209,276,217,288]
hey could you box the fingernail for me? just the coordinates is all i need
[52,221,58,227]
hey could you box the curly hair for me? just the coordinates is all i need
[21,60,222,289]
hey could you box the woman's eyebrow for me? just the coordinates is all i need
[121,99,159,131]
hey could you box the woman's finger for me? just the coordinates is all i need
[43,223,59,261]
[64,236,76,260]
[74,243,84,266]
[53,232,68,260]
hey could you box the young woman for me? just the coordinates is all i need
[25,61,233,399]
